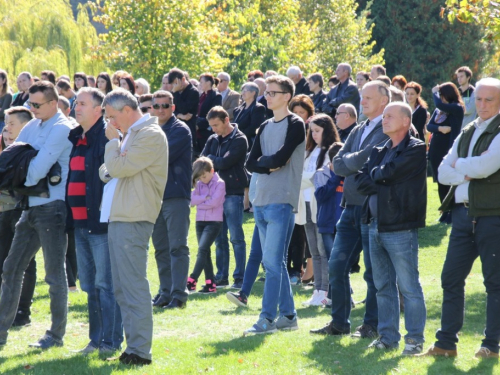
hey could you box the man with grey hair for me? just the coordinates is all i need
[355,101,427,355]
[422,77,500,359]
[335,103,358,142]
[287,65,311,96]
[311,80,390,339]
[217,72,240,120]
[322,63,360,117]
[99,89,168,365]
[68,87,123,354]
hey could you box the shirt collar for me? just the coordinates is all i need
[131,113,151,130]
[37,110,64,127]
[475,114,498,130]
[367,114,383,127]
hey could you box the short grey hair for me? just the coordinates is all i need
[338,63,352,75]
[339,103,357,118]
[385,102,412,123]
[363,80,392,102]
[78,87,105,108]
[476,77,500,92]
[102,88,138,111]
[389,86,406,103]
[135,78,150,94]
[286,66,302,76]
[254,77,266,92]
[217,72,230,82]
[58,96,70,111]
[241,82,259,100]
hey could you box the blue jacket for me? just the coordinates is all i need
[67,117,108,234]
[314,166,344,234]
[161,115,192,200]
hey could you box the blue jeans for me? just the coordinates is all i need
[0,201,68,342]
[75,228,123,349]
[435,205,500,353]
[241,226,262,297]
[254,204,295,321]
[321,232,335,260]
[329,205,377,330]
[215,195,246,281]
[191,221,222,281]
[369,220,426,347]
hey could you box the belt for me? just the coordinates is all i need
[454,201,469,208]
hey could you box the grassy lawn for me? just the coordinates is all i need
[0,178,498,374]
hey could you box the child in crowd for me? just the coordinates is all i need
[188,157,226,294]
[298,114,340,307]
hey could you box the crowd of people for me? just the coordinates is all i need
[0,61,499,366]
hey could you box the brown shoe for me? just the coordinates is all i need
[419,345,457,357]
[475,347,499,359]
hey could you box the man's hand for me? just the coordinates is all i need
[105,125,120,141]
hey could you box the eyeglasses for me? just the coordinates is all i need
[335,112,348,116]
[264,91,287,98]
[140,106,152,113]
[152,103,171,109]
[28,100,53,109]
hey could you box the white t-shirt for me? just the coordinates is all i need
[303,147,321,202]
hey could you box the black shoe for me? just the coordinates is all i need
[257,277,266,282]
[151,294,160,304]
[351,324,378,339]
[152,295,171,308]
[106,351,129,361]
[226,291,248,307]
[12,310,31,327]
[310,321,350,335]
[163,298,186,310]
[215,278,229,288]
[230,279,243,289]
[120,353,152,365]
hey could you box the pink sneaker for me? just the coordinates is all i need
[199,280,217,294]
[187,277,197,292]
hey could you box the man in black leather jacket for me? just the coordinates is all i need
[354,102,427,356]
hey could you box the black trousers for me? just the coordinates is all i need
[0,210,36,314]
[435,205,500,353]
[287,224,305,276]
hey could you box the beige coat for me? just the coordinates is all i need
[221,89,241,120]
[99,116,168,224]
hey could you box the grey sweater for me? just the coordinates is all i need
[333,119,389,206]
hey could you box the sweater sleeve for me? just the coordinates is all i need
[246,122,271,174]
[208,136,248,170]
[256,116,306,169]
[197,180,226,210]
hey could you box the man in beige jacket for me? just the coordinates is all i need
[99,89,168,366]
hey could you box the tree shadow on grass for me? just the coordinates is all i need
[203,334,266,357]
[419,222,450,248]
[425,355,498,375]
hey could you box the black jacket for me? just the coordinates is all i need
[161,115,192,200]
[338,122,357,142]
[354,134,427,232]
[197,90,222,149]
[201,125,248,195]
[310,90,327,113]
[67,117,108,234]
[322,79,360,117]
[233,100,266,147]
[295,77,311,97]
[173,83,200,132]
[257,96,274,119]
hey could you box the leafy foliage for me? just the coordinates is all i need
[94,0,385,89]
[0,0,105,88]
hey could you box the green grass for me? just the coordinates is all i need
[0,178,499,374]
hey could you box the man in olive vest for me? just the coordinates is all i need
[421,77,500,359]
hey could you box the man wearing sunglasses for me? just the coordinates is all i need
[150,90,192,309]
[0,81,73,349]
[138,94,154,115]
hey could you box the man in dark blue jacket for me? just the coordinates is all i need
[68,88,124,354]
[322,63,360,118]
[151,90,192,309]
[202,106,248,288]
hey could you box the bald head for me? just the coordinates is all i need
[335,103,357,130]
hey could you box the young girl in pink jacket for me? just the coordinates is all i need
[188,157,226,293]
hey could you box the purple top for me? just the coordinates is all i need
[190,172,225,221]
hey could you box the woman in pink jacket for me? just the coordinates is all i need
[187,157,226,293]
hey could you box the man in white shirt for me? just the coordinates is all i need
[422,78,500,359]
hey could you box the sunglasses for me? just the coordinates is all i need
[28,100,53,109]
[140,106,151,113]
[152,103,171,109]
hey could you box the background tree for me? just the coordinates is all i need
[363,0,488,100]
[0,0,104,88]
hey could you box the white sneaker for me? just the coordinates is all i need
[317,291,331,307]
[302,290,318,306]
[309,290,327,306]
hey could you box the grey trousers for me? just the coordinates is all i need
[108,221,154,360]
[304,202,328,291]
[151,198,190,302]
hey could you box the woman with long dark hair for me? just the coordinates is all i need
[405,81,428,142]
[73,72,88,92]
[96,72,113,95]
[119,73,136,96]
[427,82,465,223]
[0,70,13,132]
[299,114,340,306]
[196,73,222,151]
